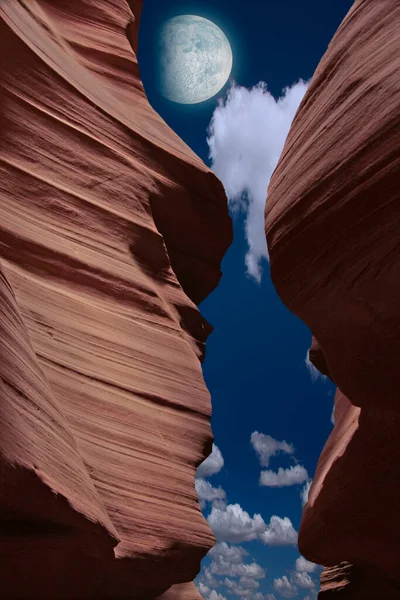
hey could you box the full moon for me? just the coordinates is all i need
[157,15,233,104]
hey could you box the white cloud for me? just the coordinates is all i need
[250,432,294,468]
[196,582,227,600]
[331,403,335,425]
[208,503,266,543]
[213,561,266,579]
[259,516,298,546]
[273,575,298,598]
[208,542,265,579]
[197,444,224,478]
[291,571,315,590]
[224,576,260,595]
[197,567,220,589]
[196,478,227,509]
[301,480,312,507]
[260,465,309,487]
[305,351,327,383]
[237,577,260,591]
[197,583,211,597]
[207,80,308,281]
[209,592,227,600]
[209,592,228,600]
[208,503,298,546]
[209,542,249,565]
[295,556,317,573]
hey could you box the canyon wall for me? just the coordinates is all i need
[0,1,232,598]
[265,0,400,597]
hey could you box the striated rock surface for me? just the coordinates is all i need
[319,562,400,598]
[0,0,232,598]
[265,0,400,595]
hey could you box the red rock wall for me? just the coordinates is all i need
[0,1,231,597]
[265,0,400,595]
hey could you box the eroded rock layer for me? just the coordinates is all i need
[265,0,400,593]
[0,1,232,597]
[319,562,400,599]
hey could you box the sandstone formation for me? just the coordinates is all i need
[0,1,232,598]
[265,0,400,596]
[156,582,203,600]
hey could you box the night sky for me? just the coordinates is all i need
[139,2,353,599]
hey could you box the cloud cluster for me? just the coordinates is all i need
[208,503,298,546]
[196,542,266,600]
[197,444,225,478]
[197,584,228,600]
[207,80,308,281]
[272,556,318,598]
[195,431,314,598]
[273,576,298,598]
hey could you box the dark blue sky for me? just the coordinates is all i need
[139,2,353,599]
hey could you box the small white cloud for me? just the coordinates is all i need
[331,403,335,425]
[260,516,298,546]
[295,556,317,573]
[260,465,309,487]
[197,444,224,478]
[195,478,227,509]
[291,571,315,589]
[207,80,308,281]
[273,575,298,598]
[250,431,294,468]
[305,351,327,383]
[301,480,312,507]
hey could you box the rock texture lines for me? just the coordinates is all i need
[0,1,231,597]
[266,0,400,596]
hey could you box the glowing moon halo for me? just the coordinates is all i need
[158,15,233,104]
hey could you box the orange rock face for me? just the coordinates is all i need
[156,582,203,600]
[265,0,400,595]
[0,1,231,598]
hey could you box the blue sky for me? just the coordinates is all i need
[139,2,353,598]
